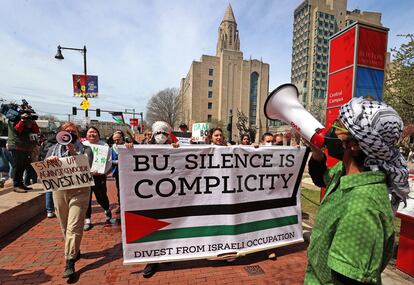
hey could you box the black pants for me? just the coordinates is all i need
[113,170,120,205]
[85,175,110,219]
[10,149,31,187]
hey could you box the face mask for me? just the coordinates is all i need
[264,142,273,146]
[324,127,344,160]
[154,134,168,144]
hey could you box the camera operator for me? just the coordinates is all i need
[7,110,39,193]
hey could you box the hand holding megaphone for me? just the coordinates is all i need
[56,131,78,145]
[264,84,326,149]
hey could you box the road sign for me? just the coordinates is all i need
[80,98,90,110]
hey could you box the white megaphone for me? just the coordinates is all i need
[264,84,326,148]
[56,131,77,146]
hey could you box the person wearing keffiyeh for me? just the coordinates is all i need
[304,97,407,284]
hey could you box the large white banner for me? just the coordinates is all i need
[32,154,94,191]
[118,145,308,264]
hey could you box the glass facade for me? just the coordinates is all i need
[249,72,259,125]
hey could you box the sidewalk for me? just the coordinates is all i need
[0,179,308,285]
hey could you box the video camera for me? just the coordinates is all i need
[0,99,38,122]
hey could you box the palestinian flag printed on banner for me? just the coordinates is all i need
[118,145,308,264]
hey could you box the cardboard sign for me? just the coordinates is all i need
[32,155,94,191]
[118,145,309,264]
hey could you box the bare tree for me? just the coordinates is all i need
[235,109,257,142]
[145,88,180,127]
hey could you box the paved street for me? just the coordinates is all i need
[0,178,308,285]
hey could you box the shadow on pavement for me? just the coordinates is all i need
[0,213,45,250]
[68,243,122,283]
[0,268,52,284]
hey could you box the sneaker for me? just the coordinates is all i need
[83,223,92,231]
[13,187,27,193]
[83,219,92,231]
[63,259,75,278]
[105,210,112,221]
[47,211,56,218]
[143,263,159,278]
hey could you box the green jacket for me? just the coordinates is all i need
[305,159,394,285]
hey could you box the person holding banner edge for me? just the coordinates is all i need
[304,97,409,284]
[110,130,125,214]
[45,122,93,279]
[141,121,178,278]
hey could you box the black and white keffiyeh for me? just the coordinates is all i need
[339,97,409,206]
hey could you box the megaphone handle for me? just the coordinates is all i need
[310,128,326,149]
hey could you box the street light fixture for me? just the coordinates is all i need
[54,45,89,119]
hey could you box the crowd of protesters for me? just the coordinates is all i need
[0,97,411,284]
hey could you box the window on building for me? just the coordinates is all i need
[208,80,213,87]
[208,91,213,98]
[208,68,214,76]
[249,72,259,126]
[207,115,212,122]
[208,102,212,109]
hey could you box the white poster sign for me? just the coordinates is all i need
[119,145,308,264]
[32,155,94,191]
[191,123,209,143]
[88,144,109,174]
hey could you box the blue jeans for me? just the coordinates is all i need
[45,191,54,212]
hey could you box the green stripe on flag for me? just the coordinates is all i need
[133,215,298,243]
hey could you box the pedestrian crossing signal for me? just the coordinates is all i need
[96,108,101,117]
[72,107,77,116]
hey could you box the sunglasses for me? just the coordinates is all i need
[331,119,349,133]
[155,131,168,136]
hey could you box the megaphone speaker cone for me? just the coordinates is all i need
[264,83,326,148]
[56,131,73,146]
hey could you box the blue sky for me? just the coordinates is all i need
[0,0,413,123]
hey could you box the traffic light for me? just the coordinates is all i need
[72,107,77,116]
[96,108,101,117]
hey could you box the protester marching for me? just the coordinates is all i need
[1,3,414,284]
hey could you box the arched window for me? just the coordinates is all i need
[249,72,259,125]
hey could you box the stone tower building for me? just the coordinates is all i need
[179,4,270,142]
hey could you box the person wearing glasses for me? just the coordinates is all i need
[304,97,409,284]
[140,130,153,144]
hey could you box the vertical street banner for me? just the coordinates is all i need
[72,74,99,98]
[118,145,309,264]
[32,155,94,191]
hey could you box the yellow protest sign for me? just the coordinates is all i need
[80,98,90,110]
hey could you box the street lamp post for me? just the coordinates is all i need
[55,45,89,119]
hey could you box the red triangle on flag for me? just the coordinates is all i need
[124,212,170,243]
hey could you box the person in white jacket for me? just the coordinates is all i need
[82,126,112,231]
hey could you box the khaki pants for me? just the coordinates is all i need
[53,187,90,260]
